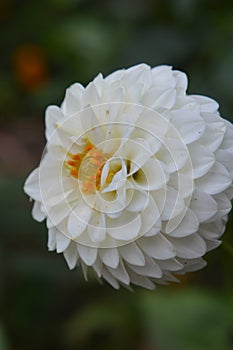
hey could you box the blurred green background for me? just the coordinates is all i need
[1,0,233,349]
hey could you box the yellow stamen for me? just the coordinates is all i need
[66,141,112,194]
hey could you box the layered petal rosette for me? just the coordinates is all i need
[24,64,233,289]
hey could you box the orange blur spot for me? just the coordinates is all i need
[13,44,48,91]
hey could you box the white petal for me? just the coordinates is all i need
[140,194,161,236]
[169,110,205,144]
[77,245,97,266]
[216,149,233,176]
[107,260,130,285]
[45,105,64,140]
[99,247,119,268]
[87,211,106,243]
[126,189,149,212]
[195,162,231,195]
[156,136,189,173]
[32,201,46,222]
[83,81,100,106]
[132,158,168,191]
[127,270,155,289]
[127,256,162,278]
[191,95,219,112]
[80,107,104,145]
[199,220,224,240]
[46,201,73,227]
[24,168,41,201]
[119,242,145,266]
[47,227,57,251]
[101,267,120,289]
[106,212,141,241]
[207,192,232,222]
[67,201,92,239]
[188,143,215,179]
[120,138,153,175]
[135,109,170,142]
[178,257,207,272]
[138,233,176,260]
[92,258,103,277]
[56,231,70,253]
[63,242,79,270]
[161,187,185,221]
[62,83,84,116]
[169,234,206,259]
[190,190,218,223]
[164,209,199,237]
[200,116,226,152]
[157,258,183,271]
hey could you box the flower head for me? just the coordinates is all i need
[24,64,233,289]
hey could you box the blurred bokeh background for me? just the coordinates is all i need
[1,0,233,349]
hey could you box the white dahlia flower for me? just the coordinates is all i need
[24,64,233,289]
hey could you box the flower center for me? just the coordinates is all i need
[66,142,113,194]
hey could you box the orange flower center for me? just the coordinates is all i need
[66,142,113,194]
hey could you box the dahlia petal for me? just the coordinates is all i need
[32,201,46,222]
[200,117,226,152]
[47,227,57,251]
[138,233,176,260]
[24,168,41,201]
[136,109,170,139]
[87,212,106,243]
[199,220,225,240]
[99,248,119,268]
[156,137,189,173]
[205,239,221,252]
[191,95,219,113]
[156,258,183,271]
[169,234,206,259]
[45,105,64,140]
[67,201,92,239]
[190,190,217,222]
[178,257,207,272]
[107,260,130,285]
[80,107,104,145]
[196,162,232,195]
[92,258,103,277]
[161,187,185,221]
[132,158,168,191]
[126,190,149,212]
[101,268,120,289]
[84,81,101,107]
[216,149,233,176]
[140,194,161,236]
[63,242,79,270]
[127,256,162,278]
[56,231,70,253]
[62,85,83,116]
[153,88,176,109]
[220,120,233,150]
[80,261,88,281]
[77,245,97,266]
[169,110,205,144]
[188,143,215,179]
[173,70,188,92]
[164,208,199,237]
[46,201,73,227]
[106,212,141,241]
[127,270,155,289]
[119,242,145,266]
[207,193,232,222]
